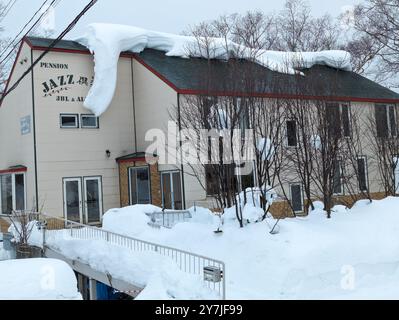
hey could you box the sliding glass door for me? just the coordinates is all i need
[83,177,103,224]
[0,175,12,215]
[63,178,82,223]
[0,173,26,215]
[63,177,103,224]
[161,172,183,210]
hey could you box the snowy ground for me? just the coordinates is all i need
[0,258,82,300]
[102,197,399,300]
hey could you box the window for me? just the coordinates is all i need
[286,120,298,147]
[357,157,368,192]
[60,114,79,128]
[205,164,220,196]
[290,184,304,213]
[326,102,351,138]
[81,114,99,129]
[341,104,351,137]
[333,159,343,195]
[0,173,26,214]
[129,167,150,205]
[375,104,397,138]
[205,163,255,196]
[326,103,342,138]
[15,173,25,211]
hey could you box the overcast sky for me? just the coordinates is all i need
[3,0,360,39]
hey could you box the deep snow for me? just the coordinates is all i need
[102,197,399,299]
[0,258,82,300]
[76,23,352,116]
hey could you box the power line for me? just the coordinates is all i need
[0,0,59,68]
[0,0,18,24]
[0,0,98,103]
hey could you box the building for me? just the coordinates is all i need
[0,36,399,224]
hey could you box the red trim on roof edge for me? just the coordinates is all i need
[0,167,27,175]
[0,40,26,107]
[10,40,399,104]
[132,54,181,92]
[175,89,399,103]
[117,157,157,164]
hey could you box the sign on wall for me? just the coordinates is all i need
[40,61,93,103]
[20,115,31,135]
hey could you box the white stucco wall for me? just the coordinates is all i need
[0,42,36,212]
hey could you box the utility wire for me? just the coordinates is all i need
[0,0,18,24]
[0,0,98,104]
[0,0,59,67]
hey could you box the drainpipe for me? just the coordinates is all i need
[177,93,187,209]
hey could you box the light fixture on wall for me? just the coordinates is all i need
[106,150,111,158]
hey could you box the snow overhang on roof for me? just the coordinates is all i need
[19,26,399,116]
[74,23,353,116]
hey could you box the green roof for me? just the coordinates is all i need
[26,36,399,102]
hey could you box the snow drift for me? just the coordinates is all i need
[0,259,82,300]
[76,23,352,116]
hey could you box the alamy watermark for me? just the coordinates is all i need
[145,121,259,175]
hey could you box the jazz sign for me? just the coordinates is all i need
[40,61,93,103]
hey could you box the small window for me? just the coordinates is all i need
[333,159,343,195]
[357,157,368,192]
[60,114,79,128]
[286,120,298,147]
[81,114,99,129]
[341,104,351,137]
[388,105,397,137]
[375,104,397,138]
[290,184,304,213]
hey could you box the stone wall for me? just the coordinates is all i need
[269,192,388,219]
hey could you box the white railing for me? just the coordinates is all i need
[147,210,192,228]
[39,213,226,300]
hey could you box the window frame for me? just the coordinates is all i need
[375,104,397,138]
[0,172,26,214]
[333,158,344,196]
[80,114,100,129]
[357,156,369,192]
[60,113,79,129]
[286,119,298,147]
[128,166,151,205]
[289,183,304,214]
[326,102,352,139]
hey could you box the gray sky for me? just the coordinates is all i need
[3,0,360,39]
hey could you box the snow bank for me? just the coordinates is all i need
[76,23,352,116]
[102,204,160,237]
[0,258,82,300]
[99,196,399,299]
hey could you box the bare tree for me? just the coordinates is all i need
[347,0,399,87]
[277,0,340,51]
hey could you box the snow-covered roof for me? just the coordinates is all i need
[74,23,352,116]
[23,24,399,117]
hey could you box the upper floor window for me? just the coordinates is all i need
[286,120,298,147]
[326,102,351,138]
[375,104,397,138]
[81,114,99,129]
[60,114,79,129]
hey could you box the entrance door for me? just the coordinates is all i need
[161,172,183,210]
[63,178,82,223]
[129,167,151,205]
[83,177,103,224]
